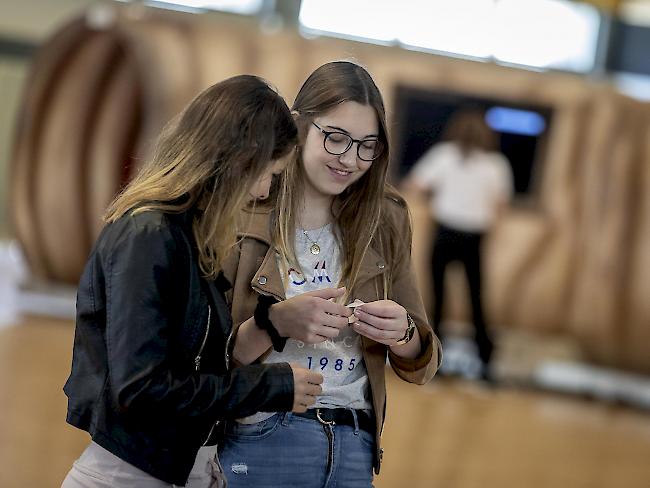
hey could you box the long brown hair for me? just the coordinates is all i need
[443,108,498,157]
[105,75,297,278]
[272,61,405,298]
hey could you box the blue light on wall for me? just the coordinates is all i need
[485,107,547,136]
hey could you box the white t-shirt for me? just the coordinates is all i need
[239,224,372,424]
[410,142,513,232]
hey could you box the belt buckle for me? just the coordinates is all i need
[316,408,336,426]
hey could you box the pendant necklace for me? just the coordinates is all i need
[302,224,328,255]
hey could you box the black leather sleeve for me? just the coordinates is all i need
[104,218,294,421]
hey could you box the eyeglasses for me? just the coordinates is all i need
[312,122,383,162]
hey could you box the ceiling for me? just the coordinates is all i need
[581,0,650,24]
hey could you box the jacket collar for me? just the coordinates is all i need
[238,206,389,299]
[238,205,274,245]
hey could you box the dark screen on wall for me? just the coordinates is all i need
[392,86,553,197]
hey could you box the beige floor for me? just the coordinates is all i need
[1,316,650,488]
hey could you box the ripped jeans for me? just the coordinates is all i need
[217,412,375,488]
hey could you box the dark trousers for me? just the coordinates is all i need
[431,223,494,365]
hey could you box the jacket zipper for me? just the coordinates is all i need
[196,301,227,446]
[202,420,220,446]
[224,329,234,369]
[194,305,211,372]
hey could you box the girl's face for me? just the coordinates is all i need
[301,101,379,199]
[248,157,288,201]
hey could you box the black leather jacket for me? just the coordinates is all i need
[64,209,294,485]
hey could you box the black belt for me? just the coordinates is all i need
[294,408,375,435]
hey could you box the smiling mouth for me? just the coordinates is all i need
[327,165,352,176]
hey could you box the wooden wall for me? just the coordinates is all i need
[10,5,650,371]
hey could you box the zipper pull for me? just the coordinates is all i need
[195,355,201,371]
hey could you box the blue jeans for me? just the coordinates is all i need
[218,412,375,488]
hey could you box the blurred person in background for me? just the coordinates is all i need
[62,75,324,488]
[217,61,441,488]
[403,109,512,381]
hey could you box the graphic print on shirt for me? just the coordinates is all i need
[279,227,369,409]
[286,261,333,286]
[239,224,371,425]
[295,331,362,375]
[311,260,331,284]
[287,267,306,286]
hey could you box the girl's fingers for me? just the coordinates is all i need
[356,300,401,319]
[354,309,400,332]
[352,320,400,343]
[323,314,351,329]
[322,300,353,317]
[314,325,341,339]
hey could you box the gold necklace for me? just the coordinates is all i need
[302,225,328,255]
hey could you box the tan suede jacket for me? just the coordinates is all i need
[221,197,441,474]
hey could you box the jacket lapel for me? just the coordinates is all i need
[250,245,286,300]
[237,206,390,301]
[356,245,390,285]
[238,207,286,301]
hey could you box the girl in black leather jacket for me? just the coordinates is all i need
[62,75,323,487]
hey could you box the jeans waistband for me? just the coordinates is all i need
[293,408,375,434]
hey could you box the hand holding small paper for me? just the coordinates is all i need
[351,299,409,346]
[345,299,365,324]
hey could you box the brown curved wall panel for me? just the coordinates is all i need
[35,33,121,283]
[86,51,141,239]
[10,19,93,279]
[8,5,650,372]
[118,19,198,175]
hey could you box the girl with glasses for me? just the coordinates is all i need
[62,75,324,488]
[218,61,442,487]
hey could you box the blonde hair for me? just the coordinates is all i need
[271,61,407,298]
[105,75,297,278]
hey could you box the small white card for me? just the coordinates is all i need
[346,299,365,323]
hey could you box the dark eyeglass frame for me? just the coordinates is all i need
[311,122,383,162]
